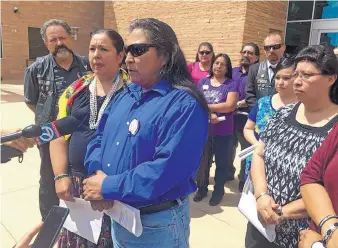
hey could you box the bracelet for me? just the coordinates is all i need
[317,215,338,233]
[256,192,269,201]
[54,173,69,181]
[323,222,338,247]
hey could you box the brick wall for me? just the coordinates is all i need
[104,1,248,67]
[1,1,104,80]
[1,1,288,81]
[243,1,288,58]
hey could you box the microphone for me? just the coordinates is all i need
[1,116,82,145]
[1,116,81,163]
[1,125,42,143]
[35,116,82,145]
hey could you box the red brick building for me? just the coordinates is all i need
[1,1,337,80]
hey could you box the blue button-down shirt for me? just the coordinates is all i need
[85,80,208,208]
[232,66,248,100]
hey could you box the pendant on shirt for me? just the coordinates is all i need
[129,119,140,136]
[260,74,265,78]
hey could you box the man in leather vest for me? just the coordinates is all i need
[245,33,286,108]
[24,19,90,220]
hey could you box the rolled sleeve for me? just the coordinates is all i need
[100,101,208,202]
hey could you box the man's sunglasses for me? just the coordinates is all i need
[198,50,212,55]
[124,43,156,57]
[241,50,254,56]
[264,44,282,51]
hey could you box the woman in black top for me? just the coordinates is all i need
[246,45,338,248]
[50,29,128,248]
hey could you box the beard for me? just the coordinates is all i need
[52,44,72,58]
[240,56,250,67]
[268,53,279,63]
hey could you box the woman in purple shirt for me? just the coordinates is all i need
[194,53,239,206]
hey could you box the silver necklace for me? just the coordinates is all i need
[89,73,120,129]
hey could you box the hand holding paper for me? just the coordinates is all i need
[60,197,143,244]
[238,179,276,242]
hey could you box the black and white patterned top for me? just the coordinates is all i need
[260,102,338,248]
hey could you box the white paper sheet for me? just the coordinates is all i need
[238,178,276,242]
[238,144,258,161]
[59,198,103,244]
[104,200,143,237]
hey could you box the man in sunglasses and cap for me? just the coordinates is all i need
[245,33,285,108]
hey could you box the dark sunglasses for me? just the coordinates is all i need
[198,50,212,55]
[264,44,282,51]
[124,43,156,57]
[241,50,254,56]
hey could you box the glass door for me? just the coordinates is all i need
[310,19,338,47]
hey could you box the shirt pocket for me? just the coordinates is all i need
[129,122,157,161]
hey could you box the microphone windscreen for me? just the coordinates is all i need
[22,125,42,138]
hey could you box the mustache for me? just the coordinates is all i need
[52,45,72,56]
[241,56,250,65]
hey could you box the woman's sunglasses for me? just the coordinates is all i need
[264,44,282,51]
[198,50,212,56]
[124,43,156,57]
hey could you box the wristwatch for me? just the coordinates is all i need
[312,241,324,248]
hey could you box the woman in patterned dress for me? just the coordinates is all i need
[243,55,297,181]
[246,45,338,248]
[49,29,128,248]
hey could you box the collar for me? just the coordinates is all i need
[128,80,171,96]
[267,60,277,69]
[52,53,78,70]
[234,66,248,75]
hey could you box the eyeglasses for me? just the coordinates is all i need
[275,75,293,81]
[214,61,226,68]
[292,72,322,80]
[124,43,157,57]
[241,50,254,56]
[264,44,282,51]
[198,50,212,56]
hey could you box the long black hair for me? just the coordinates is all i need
[90,29,124,53]
[129,18,209,113]
[295,45,338,104]
[209,53,233,79]
[195,42,216,63]
[275,54,295,73]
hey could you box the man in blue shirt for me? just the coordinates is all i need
[82,18,208,248]
[232,42,260,192]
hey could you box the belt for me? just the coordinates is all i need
[139,196,186,215]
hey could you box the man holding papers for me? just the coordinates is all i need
[83,18,208,248]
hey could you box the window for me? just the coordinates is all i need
[287,1,314,21]
[285,22,311,55]
[28,27,48,59]
[314,0,338,19]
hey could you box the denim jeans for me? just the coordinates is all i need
[111,197,190,248]
[196,134,233,196]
